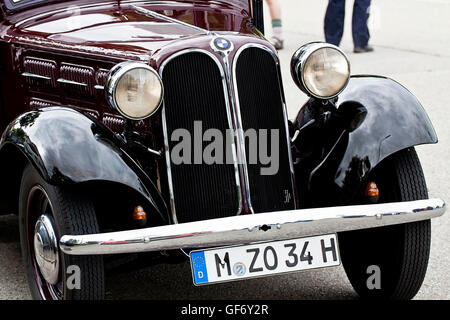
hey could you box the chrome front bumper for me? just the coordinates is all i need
[59,198,445,255]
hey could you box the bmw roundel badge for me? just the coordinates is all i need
[213,37,232,51]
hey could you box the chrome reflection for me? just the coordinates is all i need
[60,198,446,255]
[34,214,60,285]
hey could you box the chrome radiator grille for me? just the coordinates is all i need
[161,52,240,223]
[161,46,295,223]
[234,46,295,213]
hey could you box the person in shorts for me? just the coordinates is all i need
[265,0,284,50]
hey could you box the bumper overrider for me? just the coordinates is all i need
[59,199,445,255]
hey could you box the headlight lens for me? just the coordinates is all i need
[106,62,163,120]
[291,43,350,99]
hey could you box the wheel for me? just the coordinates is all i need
[19,163,104,300]
[339,147,431,300]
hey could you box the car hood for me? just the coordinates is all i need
[5,1,252,60]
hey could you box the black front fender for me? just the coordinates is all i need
[0,107,167,220]
[306,75,437,199]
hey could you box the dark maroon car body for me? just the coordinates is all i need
[0,0,254,130]
[0,0,273,218]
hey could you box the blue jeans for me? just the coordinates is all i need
[324,0,371,47]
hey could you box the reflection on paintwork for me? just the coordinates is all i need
[24,13,121,34]
[6,2,253,61]
[311,76,437,194]
[0,108,167,219]
[48,22,200,43]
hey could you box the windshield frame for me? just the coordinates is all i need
[4,0,65,12]
[3,0,251,14]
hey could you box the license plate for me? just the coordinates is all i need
[190,234,340,285]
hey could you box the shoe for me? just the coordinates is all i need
[354,45,374,53]
[270,36,284,50]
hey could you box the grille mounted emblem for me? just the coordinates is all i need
[212,37,232,52]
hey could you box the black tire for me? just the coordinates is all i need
[19,163,104,300]
[339,147,431,300]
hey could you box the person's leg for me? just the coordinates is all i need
[352,0,372,50]
[265,0,284,49]
[266,0,282,20]
[324,0,346,46]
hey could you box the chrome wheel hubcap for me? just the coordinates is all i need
[34,214,60,285]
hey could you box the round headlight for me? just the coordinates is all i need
[291,43,350,99]
[105,62,163,120]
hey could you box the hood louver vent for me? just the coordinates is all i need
[59,63,96,97]
[22,57,58,89]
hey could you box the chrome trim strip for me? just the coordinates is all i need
[158,48,243,223]
[146,148,162,157]
[131,5,209,35]
[232,43,298,209]
[57,78,88,87]
[213,40,254,214]
[161,104,178,224]
[291,130,300,143]
[22,72,52,81]
[60,198,446,255]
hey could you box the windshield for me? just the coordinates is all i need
[4,0,77,12]
[3,0,250,13]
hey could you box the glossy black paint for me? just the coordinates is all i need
[252,0,265,34]
[293,75,437,205]
[0,107,168,221]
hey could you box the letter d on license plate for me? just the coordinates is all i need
[190,234,340,285]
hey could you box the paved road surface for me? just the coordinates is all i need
[0,0,448,300]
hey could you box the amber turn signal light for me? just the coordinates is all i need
[365,182,379,203]
[133,206,146,220]
[133,206,147,227]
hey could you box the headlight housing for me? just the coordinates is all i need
[291,42,350,99]
[105,62,163,120]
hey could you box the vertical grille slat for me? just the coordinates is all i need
[162,52,239,223]
[236,47,295,213]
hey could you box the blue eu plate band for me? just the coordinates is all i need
[191,251,209,285]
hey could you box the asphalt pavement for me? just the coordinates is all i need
[0,0,448,300]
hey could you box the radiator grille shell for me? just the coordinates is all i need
[235,46,295,213]
[162,52,240,223]
[161,46,295,223]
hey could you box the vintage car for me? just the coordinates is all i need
[0,0,445,300]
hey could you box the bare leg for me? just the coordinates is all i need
[266,0,281,20]
[265,0,284,49]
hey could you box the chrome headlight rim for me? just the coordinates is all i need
[292,42,351,100]
[105,61,164,121]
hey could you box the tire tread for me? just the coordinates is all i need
[391,149,430,299]
[55,188,104,300]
